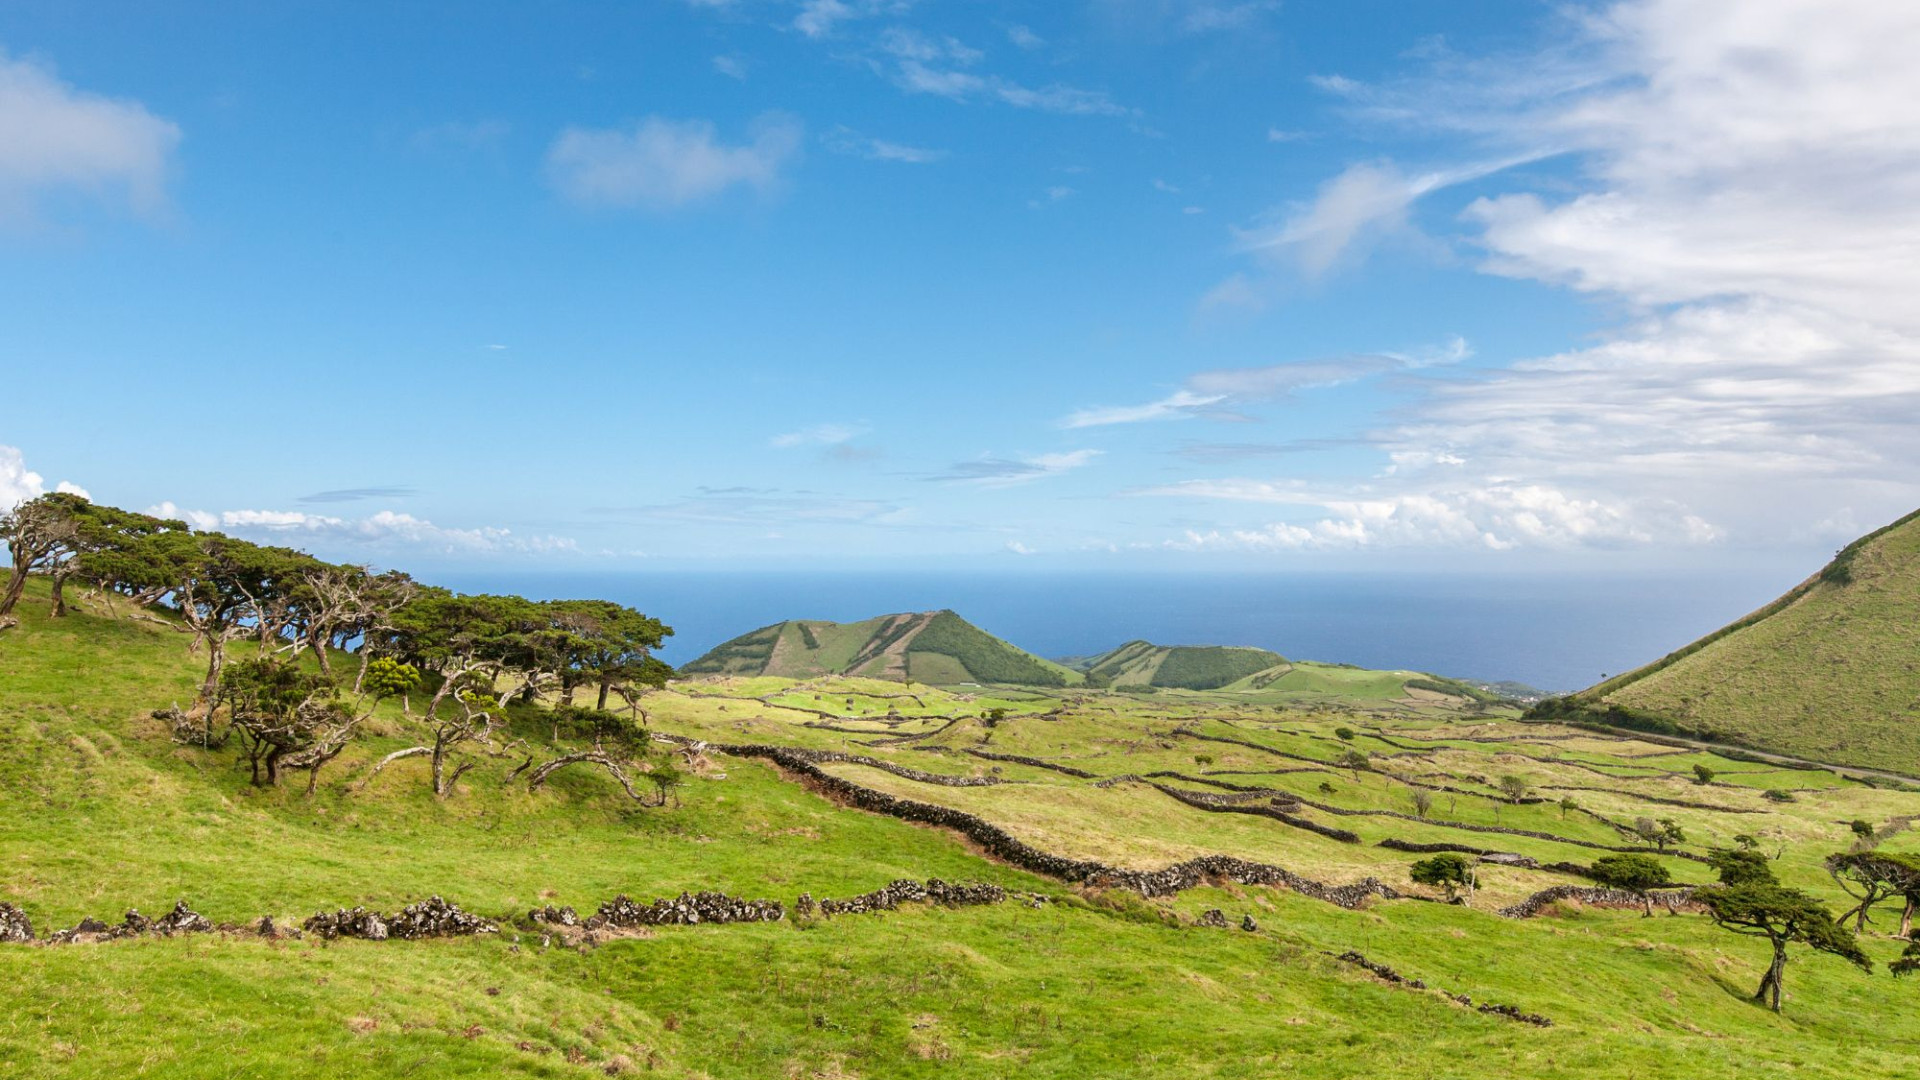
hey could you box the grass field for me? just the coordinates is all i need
[5,578,1920,1078]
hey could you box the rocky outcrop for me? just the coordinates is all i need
[588,891,784,929]
[305,897,496,940]
[1197,909,1228,928]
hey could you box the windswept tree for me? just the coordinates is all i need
[367,680,504,798]
[1589,853,1672,916]
[102,532,289,714]
[1410,853,1476,904]
[1497,774,1531,803]
[1410,788,1434,819]
[0,492,86,620]
[545,599,672,711]
[1827,851,1920,935]
[525,705,658,803]
[213,657,364,794]
[1694,883,1870,1011]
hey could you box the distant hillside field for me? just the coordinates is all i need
[678,610,1077,687]
[1079,641,1289,690]
[1574,509,1920,774]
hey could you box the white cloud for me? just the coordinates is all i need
[148,502,578,554]
[823,126,946,164]
[1062,346,1458,428]
[1152,483,1718,552]
[1228,0,1920,543]
[711,54,749,80]
[794,0,854,38]
[0,445,87,511]
[1006,24,1044,49]
[1005,540,1036,555]
[771,423,861,448]
[931,449,1101,487]
[0,48,180,223]
[546,113,802,209]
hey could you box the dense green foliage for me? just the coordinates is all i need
[907,611,1068,686]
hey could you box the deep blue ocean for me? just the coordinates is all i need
[432,570,1797,694]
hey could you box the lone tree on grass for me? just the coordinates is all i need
[1694,883,1870,1012]
[1693,764,1716,785]
[1589,854,1672,916]
[1497,775,1531,803]
[1708,846,1779,887]
[1634,816,1686,852]
[1336,749,1370,779]
[1410,853,1476,904]
[1410,788,1434,819]
[1334,726,1356,742]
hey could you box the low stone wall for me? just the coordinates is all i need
[305,896,497,940]
[1330,950,1552,1027]
[809,878,1009,916]
[963,749,1099,779]
[1375,839,1538,868]
[1149,783,1364,845]
[1497,884,1698,919]
[1538,784,1767,813]
[710,742,1399,908]
[791,748,1006,787]
[589,891,785,928]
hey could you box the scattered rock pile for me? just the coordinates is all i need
[0,903,34,943]
[529,904,581,927]
[1197,909,1228,928]
[42,901,213,944]
[588,891,784,929]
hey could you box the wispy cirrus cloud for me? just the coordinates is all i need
[297,486,417,504]
[926,449,1101,487]
[770,423,862,448]
[1062,339,1468,429]
[545,113,802,209]
[823,126,946,163]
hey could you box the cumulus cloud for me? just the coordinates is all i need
[1201,0,1920,546]
[0,48,181,223]
[546,113,802,209]
[144,501,576,554]
[0,445,87,510]
[928,449,1101,487]
[1151,482,1718,552]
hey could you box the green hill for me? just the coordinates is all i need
[1566,508,1920,774]
[1079,641,1290,690]
[679,610,1079,687]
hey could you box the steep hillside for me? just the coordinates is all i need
[1080,641,1290,690]
[1571,508,1920,773]
[679,610,1078,687]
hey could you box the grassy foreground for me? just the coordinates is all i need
[4,579,1920,1078]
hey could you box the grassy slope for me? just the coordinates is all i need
[680,610,1077,688]
[1589,510,1920,773]
[5,579,1920,1077]
[1082,642,1289,690]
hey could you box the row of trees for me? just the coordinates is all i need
[1,493,676,800]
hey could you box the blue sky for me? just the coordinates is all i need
[3,0,1916,573]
